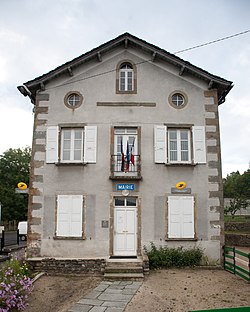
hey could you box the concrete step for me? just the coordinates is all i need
[104,272,144,280]
[104,266,144,274]
[104,257,145,280]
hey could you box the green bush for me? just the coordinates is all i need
[144,242,203,269]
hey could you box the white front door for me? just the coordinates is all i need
[113,197,137,256]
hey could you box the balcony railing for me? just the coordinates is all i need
[111,155,141,178]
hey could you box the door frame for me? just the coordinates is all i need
[109,195,142,257]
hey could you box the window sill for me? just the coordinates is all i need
[55,162,86,166]
[53,236,86,240]
[116,90,137,94]
[109,175,142,180]
[165,162,196,167]
[165,238,197,241]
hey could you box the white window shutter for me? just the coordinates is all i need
[168,196,182,238]
[181,196,195,238]
[57,195,71,237]
[154,125,167,163]
[84,126,97,163]
[192,126,206,164]
[70,195,83,237]
[168,196,195,239]
[46,126,58,163]
[57,195,83,237]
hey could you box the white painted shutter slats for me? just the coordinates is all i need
[181,196,195,238]
[46,126,59,163]
[192,126,206,164]
[168,196,182,238]
[154,125,167,163]
[168,196,195,239]
[57,195,83,237]
[84,126,97,163]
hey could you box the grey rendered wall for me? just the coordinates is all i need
[28,47,223,263]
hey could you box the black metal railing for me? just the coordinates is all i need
[111,155,141,176]
[0,230,19,253]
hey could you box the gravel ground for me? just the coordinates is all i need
[25,268,250,312]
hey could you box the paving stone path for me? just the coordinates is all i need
[68,280,142,312]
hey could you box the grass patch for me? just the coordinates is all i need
[144,243,203,269]
[224,215,250,222]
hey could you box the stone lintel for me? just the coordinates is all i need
[97,102,156,107]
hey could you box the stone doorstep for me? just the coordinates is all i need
[104,259,145,280]
[104,266,144,273]
[103,273,144,281]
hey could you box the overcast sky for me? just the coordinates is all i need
[0,0,249,177]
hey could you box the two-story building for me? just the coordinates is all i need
[18,33,232,274]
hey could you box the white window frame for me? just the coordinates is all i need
[60,128,84,163]
[168,129,191,164]
[154,125,206,165]
[119,64,133,91]
[46,125,97,164]
[56,195,84,238]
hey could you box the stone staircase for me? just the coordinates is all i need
[104,257,146,280]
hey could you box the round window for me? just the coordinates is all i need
[64,91,83,109]
[168,91,188,109]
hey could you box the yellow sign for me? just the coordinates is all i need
[17,182,27,190]
[176,181,186,190]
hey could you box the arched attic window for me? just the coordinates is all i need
[116,61,137,94]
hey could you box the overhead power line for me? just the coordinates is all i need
[46,29,250,90]
[174,29,250,54]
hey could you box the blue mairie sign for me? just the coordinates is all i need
[116,183,135,191]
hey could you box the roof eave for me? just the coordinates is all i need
[20,32,233,103]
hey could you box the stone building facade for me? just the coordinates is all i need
[18,33,233,264]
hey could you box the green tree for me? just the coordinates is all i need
[223,169,250,216]
[0,147,31,221]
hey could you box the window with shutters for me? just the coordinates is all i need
[167,196,196,240]
[56,195,84,238]
[154,125,206,165]
[46,125,97,164]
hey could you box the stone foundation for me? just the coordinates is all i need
[225,234,250,247]
[28,258,106,275]
[225,222,250,233]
